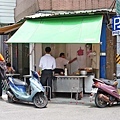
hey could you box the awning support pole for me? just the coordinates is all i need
[29,43,34,75]
[11,43,13,65]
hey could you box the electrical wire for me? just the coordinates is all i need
[109,0,116,10]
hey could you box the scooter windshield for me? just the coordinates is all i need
[31,70,40,79]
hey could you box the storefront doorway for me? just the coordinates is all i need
[12,43,29,77]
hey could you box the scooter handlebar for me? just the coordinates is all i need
[117,76,120,79]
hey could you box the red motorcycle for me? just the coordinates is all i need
[91,76,120,108]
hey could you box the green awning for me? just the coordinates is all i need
[7,15,103,43]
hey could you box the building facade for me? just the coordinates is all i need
[15,0,115,22]
[13,0,116,79]
[0,0,16,61]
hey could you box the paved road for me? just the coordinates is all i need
[0,94,120,120]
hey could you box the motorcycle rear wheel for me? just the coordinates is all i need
[95,93,108,108]
[33,93,48,108]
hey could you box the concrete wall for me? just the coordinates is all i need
[15,0,114,22]
[15,0,39,22]
[34,43,42,72]
[39,0,113,10]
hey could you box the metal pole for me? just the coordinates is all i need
[116,0,120,87]
[29,43,34,75]
[116,36,120,88]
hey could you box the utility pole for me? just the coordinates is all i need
[115,0,120,88]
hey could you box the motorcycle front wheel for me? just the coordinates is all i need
[33,93,48,108]
[95,93,108,108]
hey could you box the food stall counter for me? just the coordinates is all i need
[53,75,88,94]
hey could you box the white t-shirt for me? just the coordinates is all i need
[56,57,69,69]
[39,54,56,70]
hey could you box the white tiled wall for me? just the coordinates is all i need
[35,43,100,75]
[66,44,88,74]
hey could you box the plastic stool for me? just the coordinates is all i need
[44,86,51,100]
[70,87,79,104]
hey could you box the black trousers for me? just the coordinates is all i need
[40,70,53,98]
[0,76,2,96]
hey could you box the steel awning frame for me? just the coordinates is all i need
[25,9,116,20]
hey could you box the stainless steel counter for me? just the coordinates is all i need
[53,75,88,93]
[22,74,94,94]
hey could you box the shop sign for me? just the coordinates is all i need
[112,16,120,36]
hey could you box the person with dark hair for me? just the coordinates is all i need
[39,47,56,100]
[6,62,15,74]
[54,52,77,75]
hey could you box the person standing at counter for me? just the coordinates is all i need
[54,53,77,75]
[6,62,15,74]
[39,47,56,100]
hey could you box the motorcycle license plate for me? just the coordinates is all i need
[90,88,98,102]
[91,88,98,93]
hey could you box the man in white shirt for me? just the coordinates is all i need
[39,47,56,100]
[55,53,77,75]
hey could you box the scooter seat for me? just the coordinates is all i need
[13,78,27,86]
[100,78,115,86]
